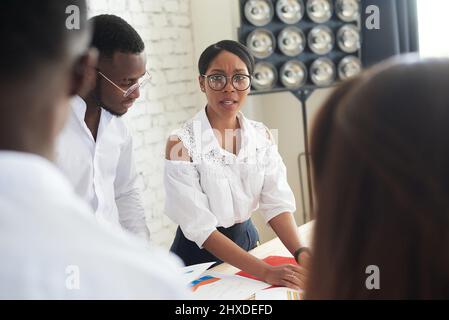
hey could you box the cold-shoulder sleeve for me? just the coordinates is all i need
[164,122,218,248]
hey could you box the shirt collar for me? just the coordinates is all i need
[71,95,88,124]
[192,106,261,157]
[70,95,113,136]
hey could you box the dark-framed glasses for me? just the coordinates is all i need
[97,70,152,98]
[201,74,252,91]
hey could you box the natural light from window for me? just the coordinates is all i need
[418,0,449,57]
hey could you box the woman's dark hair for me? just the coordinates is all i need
[198,40,255,75]
[307,56,449,299]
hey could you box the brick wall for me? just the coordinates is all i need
[87,0,202,248]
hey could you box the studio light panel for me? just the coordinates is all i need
[239,0,362,93]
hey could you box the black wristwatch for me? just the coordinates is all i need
[294,247,311,264]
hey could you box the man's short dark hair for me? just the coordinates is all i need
[89,14,145,58]
[0,0,88,79]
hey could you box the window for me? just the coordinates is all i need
[418,0,449,57]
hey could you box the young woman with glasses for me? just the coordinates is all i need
[164,40,310,290]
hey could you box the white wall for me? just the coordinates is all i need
[190,0,242,108]
[242,89,333,243]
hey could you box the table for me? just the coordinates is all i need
[208,220,315,275]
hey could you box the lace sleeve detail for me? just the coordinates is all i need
[173,121,199,162]
[249,120,274,146]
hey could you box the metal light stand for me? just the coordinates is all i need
[249,87,315,224]
[292,89,314,223]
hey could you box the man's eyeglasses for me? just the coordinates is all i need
[201,74,252,91]
[97,69,152,98]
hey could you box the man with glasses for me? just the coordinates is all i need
[56,14,151,242]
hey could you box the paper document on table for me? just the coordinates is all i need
[254,287,305,300]
[191,272,271,300]
[182,262,215,287]
[236,256,297,281]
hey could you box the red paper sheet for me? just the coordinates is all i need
[236,255,297,282]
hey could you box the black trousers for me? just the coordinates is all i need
[170,219,260,267]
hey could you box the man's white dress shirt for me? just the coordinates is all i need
[0,151,188,299]
[56,96,149,241]
[164,108,297,248]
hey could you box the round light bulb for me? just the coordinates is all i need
[246,28,276,59]
[338,56,362,80]
[252,62,278,90]
[308,25,335,55]
[280,60,308,89]
[310,57,336,87]
[244,0,274,26]
[306,0,333,23]
[336,0,360,22]
[278,27,306,57]
[276,0,305,24]
[337,24,361,53]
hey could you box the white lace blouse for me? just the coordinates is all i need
[164,108,296,248]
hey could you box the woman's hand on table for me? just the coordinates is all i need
[261,263,308,291]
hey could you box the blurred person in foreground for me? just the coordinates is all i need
[0,0,188,299]
[307,56,449,299]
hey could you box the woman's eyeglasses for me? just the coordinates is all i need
[97,70,152,98]
[201,74,252,91]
